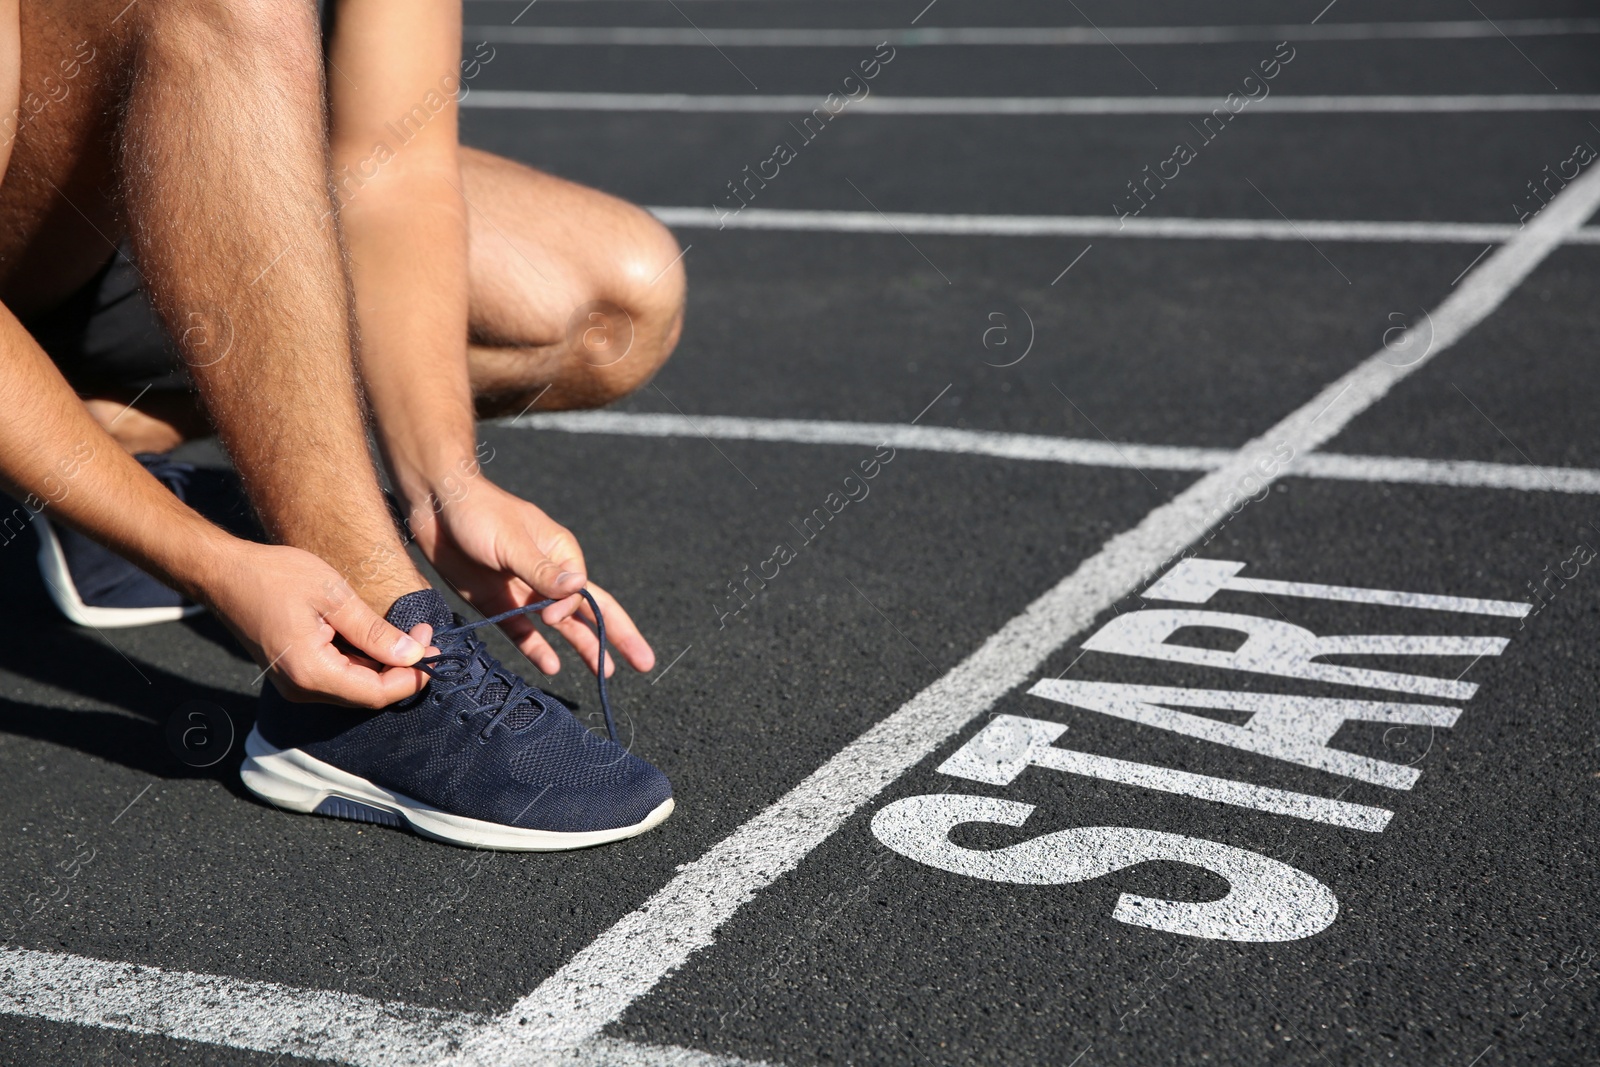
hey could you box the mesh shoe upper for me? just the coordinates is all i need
[255,589,671,834]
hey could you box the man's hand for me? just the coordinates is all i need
[407,480,656,677]
[202,541,435,707]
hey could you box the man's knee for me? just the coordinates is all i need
[574,207,686,404]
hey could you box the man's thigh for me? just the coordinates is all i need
[0,0,142,316]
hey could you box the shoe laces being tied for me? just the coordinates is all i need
[415,589,620,743]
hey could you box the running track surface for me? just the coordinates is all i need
[2,1,1598,1064]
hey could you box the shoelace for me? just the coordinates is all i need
[416,589,617,742]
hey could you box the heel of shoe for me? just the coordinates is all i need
[310,796,404,827]
[35,514,202,629]
[241,730,408,829]
[240,728,331,814]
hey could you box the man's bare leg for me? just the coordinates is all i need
[2,5,257,462]
[81,145,687,449]
[459,148,687,416]
[0,2,435,709]
[115,0,427,611]
[9,13,683,642]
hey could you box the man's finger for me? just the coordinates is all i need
[504,619,561,675]
[280,643,428,708]
[580,582,656,673]
[341,622,435,673]
[539,592,583,627]
[551,615,609,677]
[324,591,427,667]
[504,537,586,603]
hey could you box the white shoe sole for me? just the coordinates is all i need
[240,727,674,852]
[35,515,202,629]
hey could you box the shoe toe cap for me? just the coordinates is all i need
[510,751,672,834]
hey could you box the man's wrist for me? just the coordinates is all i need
[389,439,497,536]
[144,510,249,607]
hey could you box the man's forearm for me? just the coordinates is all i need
[0,309,237,600]
[328,0,479,530]
[342,180,480,525]
[117,0,423,608]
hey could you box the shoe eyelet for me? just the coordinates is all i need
[457,713,470,724]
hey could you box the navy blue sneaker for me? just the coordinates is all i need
[240,588,674,851]
[36,453,259,628]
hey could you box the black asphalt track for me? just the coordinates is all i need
[464,110,1600,223]
[3,1,1598,1064]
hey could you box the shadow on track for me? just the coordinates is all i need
[0,521,258,797]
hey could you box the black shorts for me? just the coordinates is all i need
[20,246,190,397]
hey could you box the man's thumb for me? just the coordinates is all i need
[327,595,427,667]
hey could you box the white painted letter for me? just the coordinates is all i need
[871,794,1339,942]
[1143,559,1529,618]
[938,715,1391,829]
[1026,680,1458,789]
[1081,609,1505,700]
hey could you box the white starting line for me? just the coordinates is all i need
[463,19,1600,48]
[462,91,1600,115]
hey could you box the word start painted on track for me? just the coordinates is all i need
[873,558,1529,943]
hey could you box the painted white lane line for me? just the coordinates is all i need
[505,410,1231,471]
[648,207,1570,243]
[1295,453,1600,493]
[502,412,1600,496]
[0,945,769,1066]
[0,945,476,1067]
[464,19,1600,47]
[450,116,1600,1067]
[463,91,1600,115]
